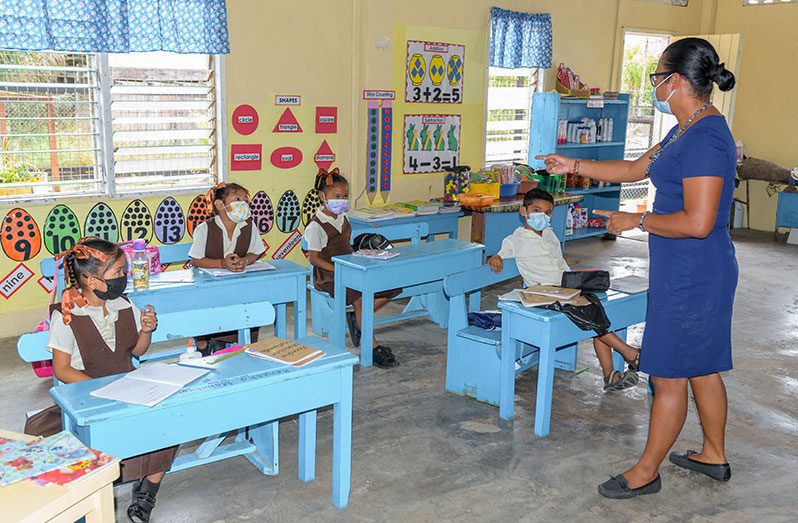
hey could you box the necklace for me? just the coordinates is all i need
[646,102,713,176]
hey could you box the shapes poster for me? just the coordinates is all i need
[406,40,464,104]
[403,114,461,174]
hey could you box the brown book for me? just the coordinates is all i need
[245,338,325,367]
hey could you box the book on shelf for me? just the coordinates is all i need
[347,208,395,221]
[245,338,325,367]
[90,362,209,407]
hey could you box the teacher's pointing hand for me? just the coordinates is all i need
[535,154,577,175]
[593,209,642,236]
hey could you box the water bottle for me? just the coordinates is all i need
[131,239,150,290]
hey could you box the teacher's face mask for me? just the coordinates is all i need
[653,73,677,115]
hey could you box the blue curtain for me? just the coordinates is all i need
[0,0,229,53]
[489,7,551,69]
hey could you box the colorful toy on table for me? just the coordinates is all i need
[443,165,471,202]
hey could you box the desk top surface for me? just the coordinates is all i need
[332,239,483,270]
[348,212,462,227]
[498,289,647,322]
[51,338,357,424]
[124,259,307,297]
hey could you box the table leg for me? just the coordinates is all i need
[295,278,307,338]
[298,410,317,482]
[534,344,555,437]
[612,328,627,372]
[86,482,115,523]
[332,369,353,508]
[332,269,347,349]
[360,291,375,367]
[275,303,288,339]
[499,311,515,420]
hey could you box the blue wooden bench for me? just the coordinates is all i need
[303,221,450,338]
[18,301,283,474]
[443,262,628,407]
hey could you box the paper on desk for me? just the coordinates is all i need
[498,289,524,302]
[90,363,209,407]
[199,260,276,277]
[610,275,649,294]
[351,249,400,260]
[149,269,194,284]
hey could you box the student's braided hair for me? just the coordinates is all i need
[54,237,123,324]
[313,167,348,192]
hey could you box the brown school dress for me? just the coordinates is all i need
[24,300,178,482]
[198,216,259,343]
[311,215,401,304]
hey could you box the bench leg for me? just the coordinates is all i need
[243,421,279,475]
[499,312,516,420]
[298,411,316,482]
[534,343,555,437]
[332,369,353,508]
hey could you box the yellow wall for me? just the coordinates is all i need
[713,1,798,232]
[2,0,792,336]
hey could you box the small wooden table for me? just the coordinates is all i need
[0,429,120,523]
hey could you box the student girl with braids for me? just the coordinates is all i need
[189,181,265,354]
[304,168,402,368]
[24,237,175,523]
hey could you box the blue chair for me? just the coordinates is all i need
[443,262,622,407]
[303,221,454,338]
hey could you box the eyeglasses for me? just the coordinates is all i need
[649,71,675,87]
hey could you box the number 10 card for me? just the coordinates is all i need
[406,40,464,104]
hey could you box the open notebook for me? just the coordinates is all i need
[90,363,209,407]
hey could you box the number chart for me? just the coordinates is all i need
[406,40,464,104]
[403,114,461,174]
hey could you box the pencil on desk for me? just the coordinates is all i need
[209,348,246,365]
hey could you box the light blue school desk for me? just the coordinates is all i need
[50,337,358,508]
[331,239,484,367]
[498,290,648,436]
[125,262,308,340]
[349,212,462,242]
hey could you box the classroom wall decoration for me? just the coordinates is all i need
[273,108,303,133]
[272,230,302,260]
[120,200,153,243]
[250,191,275,234]
[43,205,81,255]
[405,40,464,104]
[380,100,393,198]
[187,194,212,237]
[315,107,337,134]
[2,208,41,262]
[314,140,335,171]
[231,104,259,135]
[366,101,380,195]
[270,146,303,169]
[1,263,34,299]
[84,203,119,243]
[403,114,461,174]
[276,190,301,233]
[153,197,186,245]
[301,189,322,227]
[230,144,263,171]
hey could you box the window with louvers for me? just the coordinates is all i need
[484,67,541,166]
[109,52,217,192]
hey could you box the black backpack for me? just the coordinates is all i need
[351,233,393,251]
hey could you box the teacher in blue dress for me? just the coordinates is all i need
[538,38,738,499]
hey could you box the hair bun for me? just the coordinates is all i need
[711,62,736,92]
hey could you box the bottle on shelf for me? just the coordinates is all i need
[131,239,150,290]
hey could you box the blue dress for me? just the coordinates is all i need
[640,115,739,378]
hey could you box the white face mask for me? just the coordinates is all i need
[225,201,252,223]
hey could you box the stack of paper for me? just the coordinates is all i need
[524,285,581,300]
[348,208,395,221]
[31,449,115,487]
[400,200,440,215]
[351,249,400,260]
[245,338,325,367]
[437,203,461,214]
[199,260,276,277]
[0,431,96,487]
[90,362,209,407]
[519,291,590,308]
[381,204,416,217]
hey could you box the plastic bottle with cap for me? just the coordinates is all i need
[179,341,202,363]
[131,239,150,290]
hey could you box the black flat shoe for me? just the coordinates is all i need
[669,451,731,482]
[373,345,399,368]
[346,311,361,348]
[598,474,661,499]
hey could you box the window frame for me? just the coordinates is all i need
[0,52,226,205]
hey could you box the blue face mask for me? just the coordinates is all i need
[653,74,677,115]
[526,212,550,231]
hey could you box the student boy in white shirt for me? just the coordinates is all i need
[487,188,641,390]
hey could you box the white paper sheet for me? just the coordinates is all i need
[199,260,276,277]
[89,363,209,407]
[610,275,649,295]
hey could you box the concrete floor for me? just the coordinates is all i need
[1,230,796,522]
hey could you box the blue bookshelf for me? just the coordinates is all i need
[528,93,630,243]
